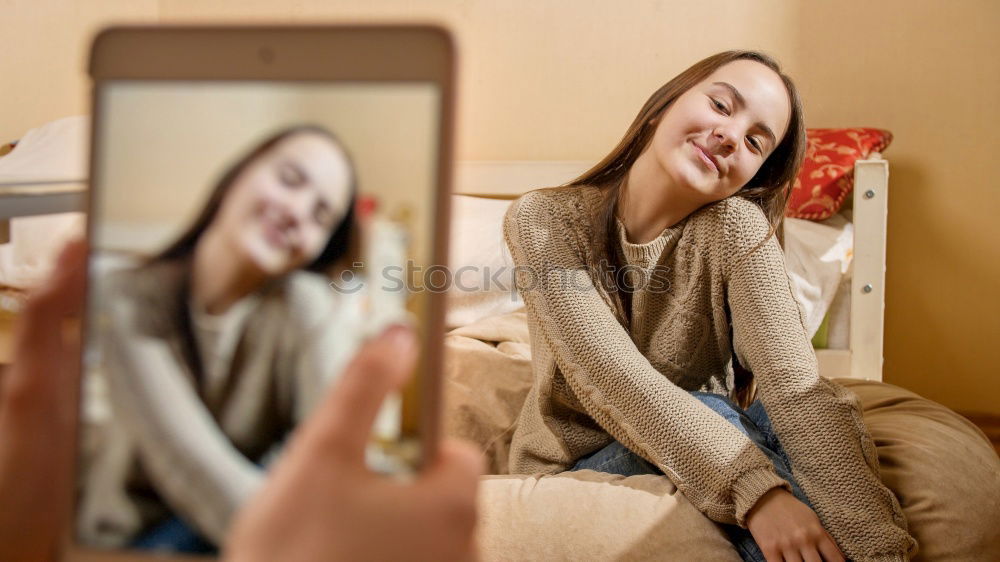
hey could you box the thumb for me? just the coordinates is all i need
[422,439,485,491]
[307,325,417,465]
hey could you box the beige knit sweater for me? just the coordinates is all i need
[503,186,916,561]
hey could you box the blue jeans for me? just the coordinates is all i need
[130,515,217,554]
[571,392,810,562]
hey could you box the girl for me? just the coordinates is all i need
[80,125,366,551]
[503,51,915,561]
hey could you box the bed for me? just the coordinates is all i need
[442,150,1000,560]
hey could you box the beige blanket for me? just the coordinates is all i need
[444,310,1000,561]
[444,309,533,475]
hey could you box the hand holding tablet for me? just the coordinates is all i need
[225,324,482,562]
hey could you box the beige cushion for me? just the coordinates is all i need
[477,471,739,561]
[834,379,1000,561]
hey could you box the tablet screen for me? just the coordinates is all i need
[78,79,442,553]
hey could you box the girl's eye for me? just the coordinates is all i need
[313,201,335,227]
[278,164,305,187]
[314,208,332,227]
[747,136,763,153]
[711,98,730,115]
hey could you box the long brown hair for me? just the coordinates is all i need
[567,50,806,326]
[156,124,358,274]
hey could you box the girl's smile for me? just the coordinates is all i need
[691,141,721,176]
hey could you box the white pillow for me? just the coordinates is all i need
[783,213,854,339]
[0,115,88,182]
[446,195,523,329]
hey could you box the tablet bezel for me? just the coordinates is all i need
[71,25,455,560]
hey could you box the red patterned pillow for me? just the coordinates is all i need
[786,128,892,220]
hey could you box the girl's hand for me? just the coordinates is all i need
[745,488,846,562]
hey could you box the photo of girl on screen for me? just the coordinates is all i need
[78,125,369,553]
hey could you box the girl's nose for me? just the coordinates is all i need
[712,127,738,156]
[283,191,313,225]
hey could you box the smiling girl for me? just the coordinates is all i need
[80,126,366,551]
[503,51,916,561]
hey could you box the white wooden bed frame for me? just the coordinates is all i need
[453,158,890,382]
[0,181,84,243]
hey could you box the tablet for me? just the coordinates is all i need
[72,25,455,558]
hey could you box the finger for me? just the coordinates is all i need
[781,550,803,562]
[816,532,845,562]
[800,546,823,562]
[21,238,87,321]
[758,543,781,562]
[417,440,483,548]
[50,237,88,301]
[4,239,86,405]
[311,325,418,463]
[55,314,83,423]
[423,439,485,489]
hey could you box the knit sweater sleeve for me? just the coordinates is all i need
[101,284,262,545]
[503,189,790,526]
[720,197,916,561]
[288,275,367,422]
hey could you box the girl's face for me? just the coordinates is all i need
[646,60,792,204]
[210,132,352,277]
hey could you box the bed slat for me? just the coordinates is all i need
[849,159,889,381]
